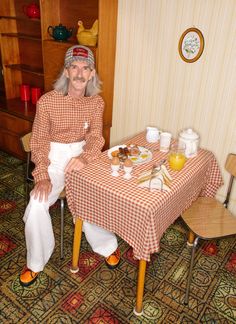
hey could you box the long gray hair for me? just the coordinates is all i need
[53,67,102,97]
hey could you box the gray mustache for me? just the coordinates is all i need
[73,77,86,82]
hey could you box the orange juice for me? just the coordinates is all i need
[169,152,186,171]
[169,142,186,171]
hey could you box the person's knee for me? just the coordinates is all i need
[29,195,50,209]
[23,196,49,222]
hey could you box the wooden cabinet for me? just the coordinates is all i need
[0,0,118,159]
[0,98,34,159]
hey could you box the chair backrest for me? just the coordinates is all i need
[225,154,236,177]
[20,132,33,182]
[224,153,236,207]
[20,132,32,153]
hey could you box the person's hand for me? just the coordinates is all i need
[31,179,52,202]
[65,157,86,174]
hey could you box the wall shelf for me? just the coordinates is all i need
[0,97,35,122]
[2,32,41,41]
[5,64,44,76]
[0,15,41,23]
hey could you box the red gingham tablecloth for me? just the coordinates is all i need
[66,132,223,261]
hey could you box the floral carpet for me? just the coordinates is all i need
[0,150,236,323]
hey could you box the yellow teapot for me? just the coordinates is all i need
[76,20,98,47]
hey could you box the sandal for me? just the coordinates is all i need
[105,248,121,269]
[19,267,39,287]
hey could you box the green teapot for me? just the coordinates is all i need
[47,23,73,41]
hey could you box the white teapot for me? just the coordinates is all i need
[146,127,161,143]
[178,128,199,158]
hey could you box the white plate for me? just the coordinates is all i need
[108,145,152,165]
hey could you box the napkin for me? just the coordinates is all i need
[137,165,172,191]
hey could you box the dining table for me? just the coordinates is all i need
[65,131,223,315]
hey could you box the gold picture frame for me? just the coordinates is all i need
[178,27,204,63]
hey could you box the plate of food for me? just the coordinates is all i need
[108,144,152,164]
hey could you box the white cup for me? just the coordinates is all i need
[160,132,172,152]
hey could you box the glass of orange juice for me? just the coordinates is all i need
[169,142,186,171]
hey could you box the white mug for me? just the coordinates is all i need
[160,132,172,152]
[146,127,160,143]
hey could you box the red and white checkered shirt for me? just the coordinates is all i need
[30,90,105,183]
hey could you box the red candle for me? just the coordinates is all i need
[20,84,30,101]
[31,87,41,105]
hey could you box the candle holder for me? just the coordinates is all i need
[20,84,30,102]
[31,87,41,105]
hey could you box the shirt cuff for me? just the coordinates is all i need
[32,171,50,183]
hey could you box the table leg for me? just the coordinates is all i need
[133,259,147,316]
[70,218,83,273]
[187,230,195,247]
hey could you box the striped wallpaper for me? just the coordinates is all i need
[110,0,236,212]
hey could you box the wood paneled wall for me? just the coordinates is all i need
[111,0,236,212]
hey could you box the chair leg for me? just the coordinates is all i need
[25,182,29,206]
[60,198,64,259]
[25,181,31,207]
[185,236,199,305]
[187,230,195,246]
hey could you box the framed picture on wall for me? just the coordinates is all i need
[178,27,204,63]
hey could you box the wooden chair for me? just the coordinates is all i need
[20,132,65,259]
[182,153,236,304]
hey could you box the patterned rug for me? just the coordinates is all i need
[0,150,236,323]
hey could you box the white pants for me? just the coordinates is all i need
[23,141,118,272]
